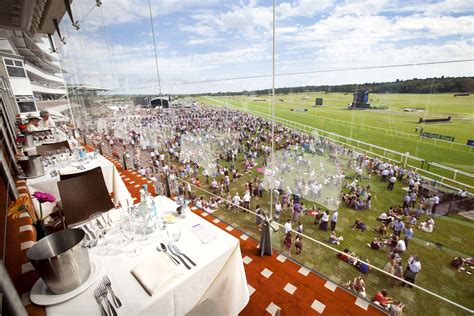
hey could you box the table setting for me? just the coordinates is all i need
[27,196,249,315]
[24,150,132,218]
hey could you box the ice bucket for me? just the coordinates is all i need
[18,155,44,177]
[27,229,91,294]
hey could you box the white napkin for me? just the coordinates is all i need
[59,166,79,175]
[131,252,179,296]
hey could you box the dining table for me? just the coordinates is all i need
[42,196,250,315]
[25,152,133,218]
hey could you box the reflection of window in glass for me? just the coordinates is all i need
[4,58,26,78]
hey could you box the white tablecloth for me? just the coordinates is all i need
[45,197,249,315]
[26,154,133,218]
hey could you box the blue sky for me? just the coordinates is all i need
[54,0,474,94]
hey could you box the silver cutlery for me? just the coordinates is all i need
[83,225,97,247]
[103,276,122,308]
[96,218,105,230]
[100,282,117,316]
[168,244,191,270]
[94,286,108,316]
[158,243,180,265]
[171,244,197,267]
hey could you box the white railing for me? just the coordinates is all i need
[204,96,474,191]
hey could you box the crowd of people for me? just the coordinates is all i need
[81,103,467,315]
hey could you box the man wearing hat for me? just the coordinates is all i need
[26,113,42,132]
[39,110,56,129]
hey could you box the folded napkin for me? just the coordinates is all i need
[58,166,78,175]
[131,253,179,296]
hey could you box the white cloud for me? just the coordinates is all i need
[278,0,334,18]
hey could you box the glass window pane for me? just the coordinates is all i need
[6,66,26,78]
[4,58,13,66]
[13,60,23,67]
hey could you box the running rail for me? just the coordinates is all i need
[203,96,474,192]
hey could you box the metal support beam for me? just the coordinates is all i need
[63,0,79,30]
[53,19,65,44]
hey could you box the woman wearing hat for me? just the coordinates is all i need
[26,113,42,132]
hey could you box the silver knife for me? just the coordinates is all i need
[172,244,197,266]
[168,245,191,270]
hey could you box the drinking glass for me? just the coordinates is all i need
[121,212,141,257]
[167,223,181,243]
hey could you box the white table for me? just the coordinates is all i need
[45,197,250,315]
[26,154,133,218]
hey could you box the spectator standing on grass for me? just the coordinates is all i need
[284,219,292,234]
[274,201,282,221]
[402,255,421,287]
[243,190,251,211]
[284,232,292,257]
[331,210,339,231]
[404,226,413,248]
[355,166,363,181]
[381,168,389,182]
[402,193,410,208]
[393,219,405,236]
[258,181,264,198]
[319,210,329,231]
[295,235,303,254]
[387,175,396,191]
[410,191,417,207]
[232,193,241,213]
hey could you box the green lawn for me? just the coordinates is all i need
[198,93,474,187]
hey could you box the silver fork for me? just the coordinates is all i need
[100,282,117,316]
[103,275,122,308]
[94,286,108,316]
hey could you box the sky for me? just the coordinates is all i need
[52,0,474,95]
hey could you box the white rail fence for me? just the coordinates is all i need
[204,97,474,192]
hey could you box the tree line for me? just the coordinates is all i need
[194,76,474,96]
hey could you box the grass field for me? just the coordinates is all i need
[198,93,474,188]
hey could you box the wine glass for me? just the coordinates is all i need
[121,212,140,257]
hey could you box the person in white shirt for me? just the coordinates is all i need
[243,190,251,211]
[39,111,56,129]
[395,239,406,253]
[331,210,339,231]
[284,219,292,234]
[26,113,42,132]
[232,193,241,213]
[403,256,421,287]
